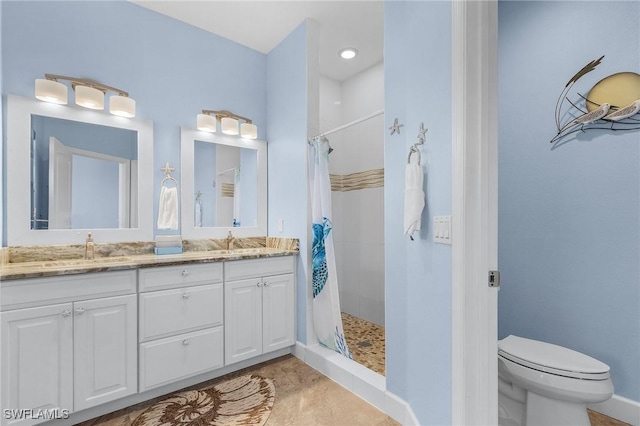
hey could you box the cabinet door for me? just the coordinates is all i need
[262,274,295,353]
[1,303,73,426]
[224,278,262,365]
[73,294,137,411]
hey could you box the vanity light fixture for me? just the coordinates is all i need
[197,109,258,139]
[34,74,136,117]
[339,47,358,60]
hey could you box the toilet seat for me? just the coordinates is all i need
[498,335,610,381]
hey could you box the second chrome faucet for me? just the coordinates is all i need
[226,230,235,251]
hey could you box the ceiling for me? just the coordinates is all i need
[130,0,384,82]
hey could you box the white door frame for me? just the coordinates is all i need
[451,1,499,425]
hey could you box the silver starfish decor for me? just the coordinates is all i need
[389,118,404,135]
[161,162,175,176]
[417,122,427,143]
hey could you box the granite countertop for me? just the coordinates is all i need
[0,237,299,281]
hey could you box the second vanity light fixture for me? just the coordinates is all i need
[35,73,136,117]
[197,109,257,139]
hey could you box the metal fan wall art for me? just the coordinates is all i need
[551,55,640,144]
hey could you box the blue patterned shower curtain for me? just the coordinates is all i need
[308,138,351,359]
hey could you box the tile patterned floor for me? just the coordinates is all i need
[341,312,386,376]
[588,409,631,426]
[80,355,398,426]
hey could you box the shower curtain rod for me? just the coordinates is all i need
[309,109,384,141]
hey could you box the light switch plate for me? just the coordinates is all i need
[433,216,452,244]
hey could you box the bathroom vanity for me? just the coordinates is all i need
[0,247,297,426]
[1,95,289,425]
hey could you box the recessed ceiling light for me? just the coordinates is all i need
[339,48,358,60]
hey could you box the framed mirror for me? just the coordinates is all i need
[180,127,267,239]
[6,95,154,245]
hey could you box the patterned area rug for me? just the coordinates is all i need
[131,375,275,426]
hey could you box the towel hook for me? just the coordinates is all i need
[161,162,178,187]
[407,123,428,165]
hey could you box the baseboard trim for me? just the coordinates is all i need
[589,394,640,426]
[294,341,418,425]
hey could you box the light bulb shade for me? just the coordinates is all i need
[221,117,239,135]
[35,79,68,104]
[197,113,217,133]
[75,85,104,110]
[240,122,258,139]
[109,95,136,117]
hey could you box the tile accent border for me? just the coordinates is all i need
[330,168,384,192]
[221,183,235,197]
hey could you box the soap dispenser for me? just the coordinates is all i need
[85,232,95,260]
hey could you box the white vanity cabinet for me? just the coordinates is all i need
[0,271,137,425]
[224,257,295,365]
[137,263,224,391]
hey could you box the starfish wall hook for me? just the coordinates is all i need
[389,118,404,135]
[417,122,428,143]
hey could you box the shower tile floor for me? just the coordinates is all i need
[341,312,386,376]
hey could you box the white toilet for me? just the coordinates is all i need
[498,335,614,426]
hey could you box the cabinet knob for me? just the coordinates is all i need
[182,339,190,346]
[61,309,72,317]
[75,307,85,315]
[182,292,190,299]
[263,281,269,287]
[181,270,190,277]
[256,282,262,287]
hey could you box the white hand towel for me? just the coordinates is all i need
[403,162,425,238]
[157,186,179,230]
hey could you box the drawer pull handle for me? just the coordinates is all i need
[181,270,190,277]
[182,293,190,299]
[183,339,190,346]
[61,309,72,318]
[75,307,85,315]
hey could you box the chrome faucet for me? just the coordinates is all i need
[226,230,235,251]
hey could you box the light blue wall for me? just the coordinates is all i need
[2,0,266,240]
[384,2,452,424]
[266,21,310,343]
[499,1,640,401]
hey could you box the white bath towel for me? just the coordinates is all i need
[157,186,179,230]
[403,161,425,239]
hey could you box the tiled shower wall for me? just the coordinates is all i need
[320,63,385,326]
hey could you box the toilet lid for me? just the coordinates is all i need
[498,335,610,380]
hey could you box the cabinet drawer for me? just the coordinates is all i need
[139,327,223,391]
[1,270,136,311]
[139,283,223,341]
[138,263,223,292]
[224,256,295,282]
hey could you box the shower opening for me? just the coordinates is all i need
[319,64,385,375]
